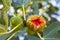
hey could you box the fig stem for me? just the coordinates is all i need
[22,5,26,20]
[37,32,44,40]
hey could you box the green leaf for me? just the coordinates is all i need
[10,16,24,32]
[0,32,13,40]
[11,36,19,40]
[49,6,58,13]
[0,11,8,34]
[31,2,39,14]
[28,35,40,40]
[0,0,10,33]
[0,0,11,11]
[2,0,11,10]
[43,21,60,40]
[0,24,7,34]
[12,0,30,8]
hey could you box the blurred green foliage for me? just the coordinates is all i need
[0,0,60,40]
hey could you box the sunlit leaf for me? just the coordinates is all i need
[0,11,8,34]
[0,0,11,11]
[2,0,11,10]
[0,24,7,34]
